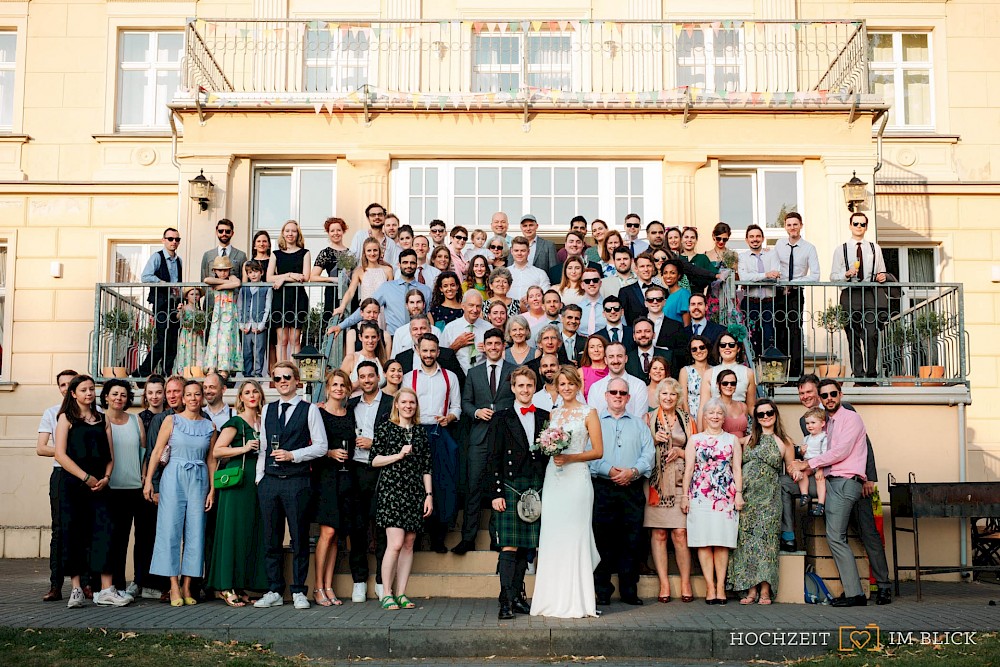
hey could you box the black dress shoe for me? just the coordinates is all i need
[596,595,611,606]
[430,541,448,554]
[450,540,474,555]
[780,539,797,553]
[620,596,643,606]
[831,594,868,607]
[717,597,728,605]
[876,589,892,605]
[42,587,62,602]
[498,602,514,620]
[511,597,531,614]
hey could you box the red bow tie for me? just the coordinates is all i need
[520,405,536,415]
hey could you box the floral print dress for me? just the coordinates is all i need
[204,288,242,372]
[685,431,739,548]
[173,306,206,374]
[727,434,782,593]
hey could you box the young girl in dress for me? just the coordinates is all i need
[174,287,206,377]
[267,220,311,363]
[203,255,242,377]
[335,238,394,325]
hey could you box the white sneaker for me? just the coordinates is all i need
[292,592,310,610]
[124,582,139,600]
[140,587,162,600]
[352,582,367,603]
[94,587,131,607]
[253,591,284,608]
[375,583,384,600]
[67,587,85,609]
[526,561,536,575]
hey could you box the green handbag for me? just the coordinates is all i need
[214,428,253,490]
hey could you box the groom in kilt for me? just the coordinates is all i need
[486,365,549,620]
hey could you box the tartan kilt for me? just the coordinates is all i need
[492,473,544,549]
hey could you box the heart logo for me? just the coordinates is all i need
[849,630,872,649]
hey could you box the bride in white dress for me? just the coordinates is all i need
[530,365,605,618]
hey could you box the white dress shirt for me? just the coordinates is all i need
[578,296,607,336]
[353,390,383,463]
[515,400,536,444]
[255,396,329,483]
[587,372,649,419]
[602,323,627,344]
[829,239,887,282]
[39,403,62,468]
[350,229,400,265]
[738,248,781,298]
[406,366,461,424]
[533,387,584,411]
[391,325,414,357]
[648,313,665,343]
[441,316,492,372]
[508,263,551,300]
[773,237,820,283]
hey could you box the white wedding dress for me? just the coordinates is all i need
[530,404,601,618]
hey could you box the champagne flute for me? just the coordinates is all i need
[269,434,281,468]
[337,437,350,473]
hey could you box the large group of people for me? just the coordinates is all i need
[49,206,893,616]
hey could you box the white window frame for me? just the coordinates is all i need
[0,30,16,131]
[251,163,338,253]
[868,31,934,130]
[472,31,575,93]
[718,164,804,242]
[116,30,184,132]
[303,26,373,93]
[0,233,14,380]
[108,241,162,283]
[390,160,663,231]
[881,245,940,311]
[676,28,745,92]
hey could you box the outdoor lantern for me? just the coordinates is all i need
[293,345,327,385]
[756,345,790,397]
[188,169,214,211]
[842,171,868,212]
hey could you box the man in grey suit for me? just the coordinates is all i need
[200,219,247,280]
[518,214,557,272]
[454,327,516,554]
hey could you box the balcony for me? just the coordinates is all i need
[180,18,881,113]
[718,277,969,389]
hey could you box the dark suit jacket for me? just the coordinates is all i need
[686,321,727,344]
[561,333,588,365]
[395,348,467,389]
[462,360,516,447]
[669,321,726,374]
[594,325,635,350]
[201,247,247,280]
[486,406,550,501]
[524,347,570,381]
[347,392,393,430]
[626,346,672,384]
[547,259,602,285]
[531,237,558,272]
[619,282,651,325]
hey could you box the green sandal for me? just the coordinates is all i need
[380,595,400,610]
[395,594,415,609]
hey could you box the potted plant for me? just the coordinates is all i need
[336,252,358,291]
[816,301,848,377]
[915,311,948,382]
[302,306,326,348]
[883,321,917,385]
[101,307,134,377]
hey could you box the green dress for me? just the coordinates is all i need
[727,433,782,594]
[205,415,268,592]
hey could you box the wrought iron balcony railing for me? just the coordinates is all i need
[181,18,874,110]
[718,277,968,387]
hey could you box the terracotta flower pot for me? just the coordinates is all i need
[919,365,946,386]
[891,375,916,387]
[817,363,844,378]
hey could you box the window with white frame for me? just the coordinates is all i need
[0,240,9,378]
[117,31,183,131]
[718,165,802,237]
[868,32,933,129]
[473,32,573,93]
[0,32,15,130]
[252,164,338,252]
[304,27,371,93]
[676,28,742,91]
[883,245,939,311]
[391,161,662,229]
[110,242,161,283]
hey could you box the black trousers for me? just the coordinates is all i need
[258,475,313,595]
[48,469,63,588]
[461,438,490,542]
[348,463,386,584]
[56,469,113,578]
[847,310,881,378]
[107,488,158,590]
[775,287,805,377]
[592,478,645,600]
[137,303,179,376]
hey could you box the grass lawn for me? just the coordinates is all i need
[790,632,999,667]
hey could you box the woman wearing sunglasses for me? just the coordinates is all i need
[710,369,749,438]
[727,398,795,605]
[703,222,733,272]
[486,236,510,269]
[699,333,756,417]
[679,335,714,420]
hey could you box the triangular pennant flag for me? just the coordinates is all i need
[313,102,323,114]
[548,21,560,31]
[207,93,218,104]
[652,24,662,36]
[195,19,206,33]
[711,21,722,33]
[531,21,544,31]
[763,92,773,105]
[684,24,695,38]
[673,24,683,37]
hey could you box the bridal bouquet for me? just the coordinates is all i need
[532,424,571,457]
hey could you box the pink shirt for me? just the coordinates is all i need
[808,407,868,481]
[581,365,610,399]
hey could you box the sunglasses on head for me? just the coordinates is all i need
[819,390,840,399]
[719,380,738,387]
[755,409,776,418]
[582,277,601,285]
[719,341,738,349]
[273,373,295,382]
[851,221,868,228]
[604,305,621,313]
[690,344,707,352]
[607,389,629,397]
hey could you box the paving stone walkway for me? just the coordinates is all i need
[3,559,997,661]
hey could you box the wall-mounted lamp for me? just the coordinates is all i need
[431,40,448,60]
[604,40,619,59]
[188,170,214,212]
[842,171,868,213]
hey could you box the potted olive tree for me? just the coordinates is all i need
[816,301,848,377]
[884,321,917,385]
[101,307,134,378]
[915,311,948,383]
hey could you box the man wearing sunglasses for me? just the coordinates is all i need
[136,228,184,376]
[622,214,648,257]
[577,267,607,336]
[788,378,890,606]
[830,212,890,383]
[590,377,655,606]
[594,295,634,350]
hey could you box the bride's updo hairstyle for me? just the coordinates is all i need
[555,365,584,391]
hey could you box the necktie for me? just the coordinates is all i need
[788,245,797,281]
[278,402,289,435]
[468,324,477,365]
[417,266,425,284]
[856,242,864,281]
[489,364,498,399]
[694,323,702,335]
[520,405,536,415]
[755,253,764,273]
[221,247,227,257]
[611,328,620,343]
[565,337,575,361]
[642,352,650,374]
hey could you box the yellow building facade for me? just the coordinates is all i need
[0,0,995,580]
